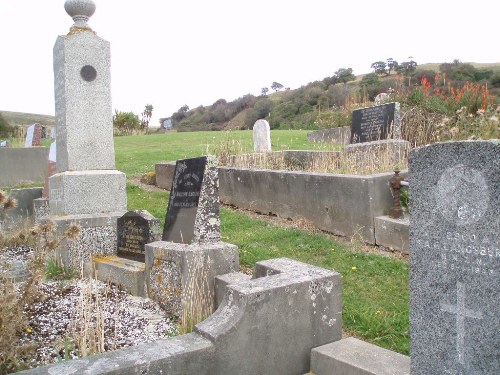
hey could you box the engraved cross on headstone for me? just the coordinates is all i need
[440,281,483,365]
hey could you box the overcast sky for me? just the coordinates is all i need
[1,0,499,127]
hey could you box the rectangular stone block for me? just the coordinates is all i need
[0,147,49,187]
[311,337,410,375]
[94,256,146,297]
[409,140,499,374]
[374,215,409,254]
[53,32,115,171]
[155,161,176,189]
[48,170,126,215]
[145,241,239,317]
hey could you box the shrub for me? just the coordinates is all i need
[113,111,141,135]
[0,113,13,138]
[315,109,352,129]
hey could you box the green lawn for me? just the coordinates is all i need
[115,130,340,177]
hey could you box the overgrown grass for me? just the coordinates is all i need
[125,184,410,354]
[115,130,340,177]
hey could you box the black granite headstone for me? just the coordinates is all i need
[117,210,160,262]
[350,102,397,143]
[162,156,208,244]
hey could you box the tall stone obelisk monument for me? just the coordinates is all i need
[47,0,127,268]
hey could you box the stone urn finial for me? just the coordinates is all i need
[64,0,96,30]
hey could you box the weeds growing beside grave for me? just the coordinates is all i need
[0,220,81,373]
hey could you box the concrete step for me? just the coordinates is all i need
[374,215,409,254]
[93,255,146,297]
[310,337,410,375]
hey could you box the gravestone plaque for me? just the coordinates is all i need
[163,156,220,244]
[409,140,499,375]
[117,210,160,261]
[350,102,400,143]
[253,119,272,153]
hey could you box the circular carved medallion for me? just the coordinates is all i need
[435,164,489,226]
[80,65,97,82]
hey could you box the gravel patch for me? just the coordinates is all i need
[1,246,178,370]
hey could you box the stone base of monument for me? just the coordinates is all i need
[374,215,409,254]
[38,212,126,272]
[310,337,410,375]
[48,170,127,215]
[33,197,50,223]
[93,255,146,297]
[345,139,409,169]
[145,241,239,318]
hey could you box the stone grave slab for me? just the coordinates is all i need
[409,140,499,374]
[350,102,400,143]
[162,156,220,244]
[117,210,160,262]
[253,119,271,152]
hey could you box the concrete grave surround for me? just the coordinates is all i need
[307,126,351,145]
[145,241,239,317]
[0,188,42,232]
[253,119,272,152]
[345,139,409,171]
[20,258,342,375]
[409,140,499,374]
[311,337,410,375]
[0,147,49,187]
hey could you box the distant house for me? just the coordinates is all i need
[162,118,173,129]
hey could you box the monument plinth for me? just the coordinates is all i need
[44,0,127,269]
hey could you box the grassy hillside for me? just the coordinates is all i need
[0,111,55,127]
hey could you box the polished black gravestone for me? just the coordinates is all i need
[162,156,220,244]
[350,102,399,143]
[409,141,499,374]
[117,210,160,261]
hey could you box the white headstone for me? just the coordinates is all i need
[25,124,35,147]
[49,141,57,162]
[253,119,271,153]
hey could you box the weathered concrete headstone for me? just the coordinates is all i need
[253,119,272,152]
[117,210,160,261]
[350,102,400,143]
[162,156,220,244]
[409,140,499,374]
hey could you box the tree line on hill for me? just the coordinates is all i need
[156,59,499,132]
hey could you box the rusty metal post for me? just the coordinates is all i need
[389,169,404,219]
